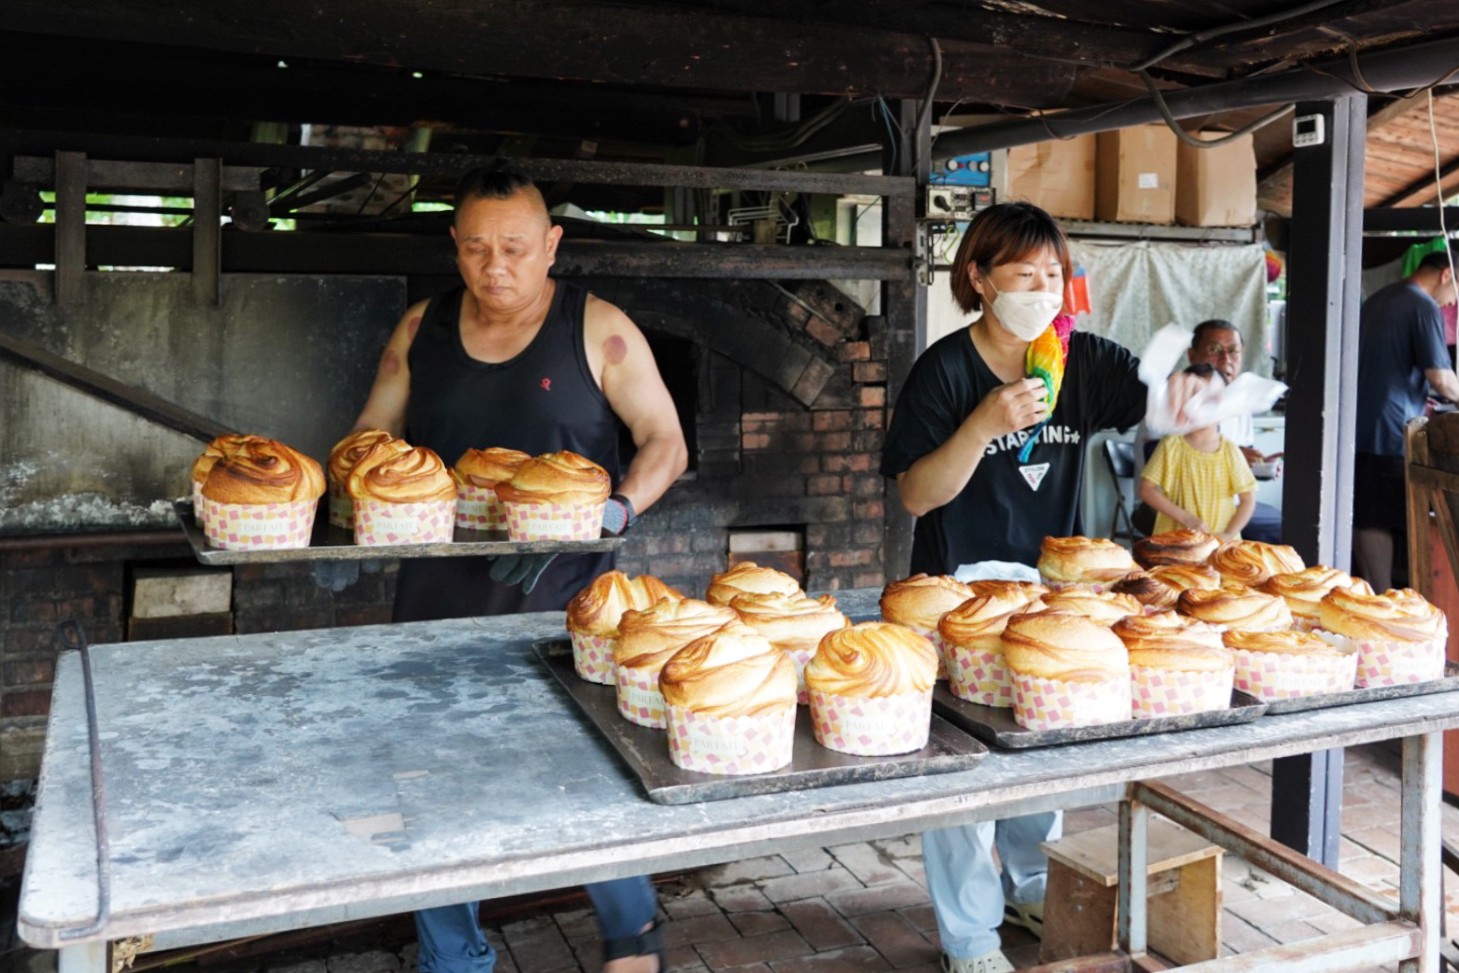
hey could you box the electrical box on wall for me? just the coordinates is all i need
[925,186,993,220]
[932,151,995,187]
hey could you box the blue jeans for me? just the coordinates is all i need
[414,877,657,973]
[1243,501,1282,544]
[922,812,1062,960]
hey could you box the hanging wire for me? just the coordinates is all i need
[1126,0,1351,73]
[1427,90,1458,284]
[917,37,944,138]
[1139,69,1295,148]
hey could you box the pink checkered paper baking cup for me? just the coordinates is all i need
[570,630,616,684]
[906,625,946,680]
[785,645,816,705]
[665,704,795,776]
[945,640,1014,708]
[1012,671,1132,731]
[327,480,354,530]
[616,664,667,728]
[201,496,317,551]
[455,482,506,532]
[1130,665,1233,719]
[504,500,604,542]
[191,480,207,521]
[353,498,455,546]
[1314,630,1446,688]
[1231,646,1357,700]
[808,689,931,756]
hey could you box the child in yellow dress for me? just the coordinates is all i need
[1138,364,1258,542]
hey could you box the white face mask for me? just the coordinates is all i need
[984,280,1063,341]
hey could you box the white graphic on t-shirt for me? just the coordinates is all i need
[984,425,1080,456]
[1019,463,1051,491]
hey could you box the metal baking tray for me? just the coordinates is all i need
[174,500,624,565]
[534,638,987,805]
[1263,660,1459,715]
[931,685,1267,750]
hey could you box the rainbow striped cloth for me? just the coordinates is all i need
[1016,313,1077,463]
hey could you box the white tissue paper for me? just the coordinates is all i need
[953,560,1042,584]
[1139,323,1287,438]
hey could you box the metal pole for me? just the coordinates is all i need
[1399,731,1442,973]
[1117,796,1149,957]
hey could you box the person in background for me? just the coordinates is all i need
[1138,363,1257,541]
[1132,319,1282,542]
[1353,250,1459,591]
[881,201,1203,973]
[353,162,688,973]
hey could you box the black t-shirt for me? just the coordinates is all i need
[393,282,621,620]
[881,329,1146,574]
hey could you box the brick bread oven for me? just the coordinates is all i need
[0,276,891,784]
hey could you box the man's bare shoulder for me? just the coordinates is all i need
[583,292,638,334]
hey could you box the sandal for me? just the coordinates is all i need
[602,920,665,972]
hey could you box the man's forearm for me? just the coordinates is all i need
[615,433,688,515]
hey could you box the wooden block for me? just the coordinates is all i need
[131,567,232,618]
[1041,821,1222,966]
[1040,861,1118,962]
[1042,820,1220,886]
[1022,951,1130,973]
[728,530,803,553]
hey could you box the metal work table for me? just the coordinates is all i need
[20,589,1459,972]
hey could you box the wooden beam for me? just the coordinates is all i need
[0,33,751,145]
[0,224,912,281]
[0,330,235,442]
[1377,156,1459,208]
[1363,207,1459,233]
[3,0,1077,104]
[53,151,85,306]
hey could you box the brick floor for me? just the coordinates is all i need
[3,745,1456,973]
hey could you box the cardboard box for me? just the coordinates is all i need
[1176,131,1257,227]
[1003,135,1097,220]
[1096,125,1178,224]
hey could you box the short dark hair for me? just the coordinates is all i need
[1191,319,1240,349]
[1417,250,1454,273]
[454,161,536,210]
[949,202,1072,314]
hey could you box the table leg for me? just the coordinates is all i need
[1400,731,1441,973]
[1117,797,1149,957]
[58,942,107,973]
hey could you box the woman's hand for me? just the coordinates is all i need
[968,377,1048,441]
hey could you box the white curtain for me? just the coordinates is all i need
[1069,240,1272,377]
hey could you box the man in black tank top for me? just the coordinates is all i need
[351,164,687,973]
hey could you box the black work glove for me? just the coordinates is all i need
[602,493,636,536]
[488,553,557,593]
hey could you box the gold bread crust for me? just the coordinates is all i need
[1133,528,1220,569]
[451,446,532,489]
[1316,586,1447,643]
[1001,610,1131,682]
[1037,535,1138,583]
[1177,585,1294,632]
[705,561,803,606]
[804,621,938,697]
[201,438,326,504]
[614,598,738,670]
[879,574,975,632]
[347,444,455,503]
[658,623,798,716]
[494,450,612,506]
[567,571,685,637]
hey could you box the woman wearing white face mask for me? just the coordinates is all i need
[881,203,1153,973]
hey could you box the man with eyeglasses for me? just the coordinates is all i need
[1132,320,1283,542]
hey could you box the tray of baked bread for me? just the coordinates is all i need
[534,638,987,805]
[174,500,624,565]
[1261,660,1459,715]
[930,686,1268,750]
